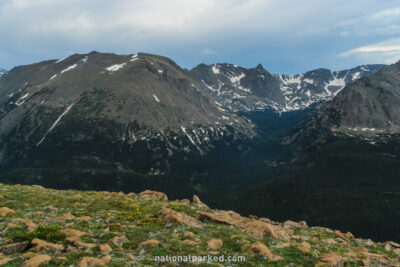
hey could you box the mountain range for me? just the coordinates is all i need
[1,52,399,242]
[189,63,383,113]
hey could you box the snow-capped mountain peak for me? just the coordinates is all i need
[189,64,385,113]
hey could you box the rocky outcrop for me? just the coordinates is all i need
[159,207,203,228]
[77,255,111,267]
[139,240,161,248]
[22,255,51,267]
[31,238,64,254]
[198,210,291,240]
[0,207,15,217]
[207,239,223,250]
[109,235,127,249]
[0,241,29,255]
[320,253,343,266]
[60,229,90,238]
[99,244,112,254]
[139,190,168,201]
[193,195,209,209]
[250,241,282,261]
[11,218,36,231]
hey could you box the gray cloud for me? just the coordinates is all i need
[1,0,400,72]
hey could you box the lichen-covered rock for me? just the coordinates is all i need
[139,240,161,247]
[99,244,112,254]
[334,230,351,243]
[139,190,168,201]
[207,239,223,250]
[159,208,203,228]
[77,255,111,267]
[250,241,282,261]
[66,236,96,250]
[109,235,127,248]
[61,229,90,238]
[320,253,343,266]
[298,242,311,253]
[198,211,291,240]
[12,218,37,231]
[193,195,209,209]
[31,238,64,254]
[0,207,15,217]
[22,255,51,267]
[0,241,29,255]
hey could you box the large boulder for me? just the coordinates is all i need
[159,208,203,228]
[320,253,343,266]
[77,255,111,267]
[207,239,223,250]
[22,255,51,267]
[12,218,36,231]
[0,241,29,255]
[0,207,15,217]
[193,195,209,209]
[250,241,282,261]
[31,238,64,255]
[99,244,112,254]
[139,190,168,201]
[60,229,90,238]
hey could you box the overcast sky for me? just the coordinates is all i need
[1,0,400,73]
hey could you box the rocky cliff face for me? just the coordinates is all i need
[189,63,384,113]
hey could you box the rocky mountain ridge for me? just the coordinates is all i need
[319,60,400,136]
[0,52,255,176]
[189,63,384,113]
[0,184,399,266]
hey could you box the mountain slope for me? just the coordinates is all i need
[219,61,400,242]
[0,52,254,182]
[189,63,384,113]
[319,61,400,135]
[0,69,6,77]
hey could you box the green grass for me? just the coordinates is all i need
[0,184,398,266]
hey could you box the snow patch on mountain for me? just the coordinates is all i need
[81,56,88,63]
[15,93,29,106]
[106,63,127,72]
[37,103,75,146]
[130,54,139,62]
[229,73,245,84]
[153,94,160,103]
[181,126,196,145]
[212,65,220,74]
[191,64,385,114]
[61,64,77,74]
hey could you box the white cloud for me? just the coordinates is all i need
[1,0,400,71]
[339,38,400,64]
[339,7,400,37]
[2,0,392,46]
[202,48,217,55]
